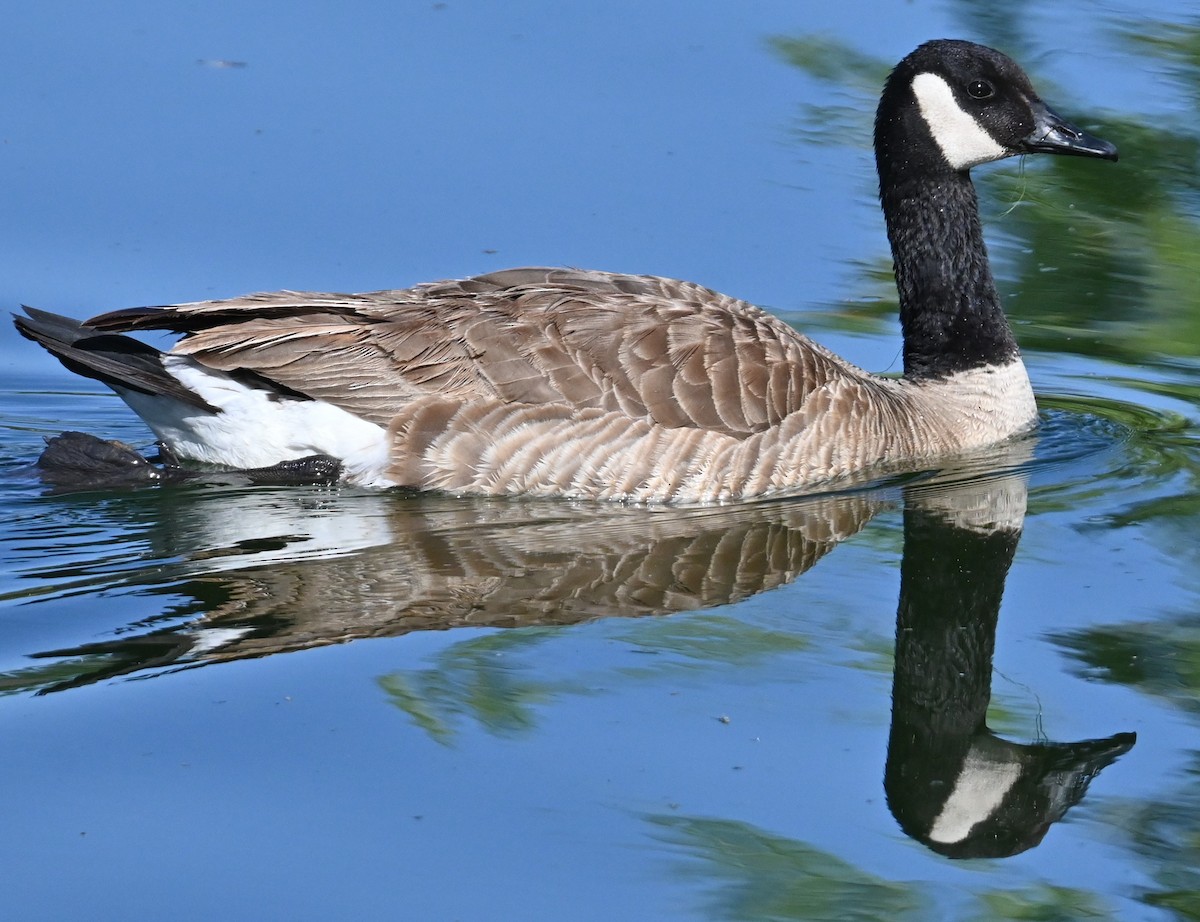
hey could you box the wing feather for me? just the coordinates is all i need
[86,267,863,437]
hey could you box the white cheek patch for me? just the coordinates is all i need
[912,72,1009,170]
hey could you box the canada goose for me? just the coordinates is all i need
[15,40,1116,503]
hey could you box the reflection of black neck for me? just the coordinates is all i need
[890,504,1018,744]
[886,504,1019,852]
[885,497,1135,859]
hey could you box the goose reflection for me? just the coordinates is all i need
[16,448,1132,857]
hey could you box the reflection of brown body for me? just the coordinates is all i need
[32,483,882,671]
[15,442,1133,857]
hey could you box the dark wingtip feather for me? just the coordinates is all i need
[86,305,176,332]
[14,305,218,411]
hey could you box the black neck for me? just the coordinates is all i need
[881,173,1020,379]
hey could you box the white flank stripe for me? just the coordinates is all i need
[116,356,393,486]
[187,627,254,655]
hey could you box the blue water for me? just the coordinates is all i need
[3,1,1200,919]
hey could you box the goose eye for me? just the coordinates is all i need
[967,79,995,100]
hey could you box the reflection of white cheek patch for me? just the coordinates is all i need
[928,754,1022,844]
[912,72,1008,170]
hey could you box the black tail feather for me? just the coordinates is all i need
[13,307,217,411]
[87,301,362,334]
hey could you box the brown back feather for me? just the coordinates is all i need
[87,267,861,435]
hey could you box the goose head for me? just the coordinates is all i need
[875,39,1118,186]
